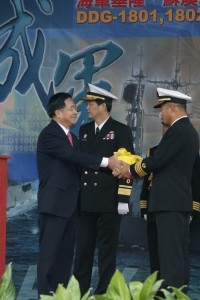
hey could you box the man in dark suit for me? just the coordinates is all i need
[73,84,134,296]
[140,122,200,276]
[114,87,200,291]
[36,92,120,296]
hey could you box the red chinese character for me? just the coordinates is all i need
[180,0,197,5]
[111,0,127,7]
[76,0,93,8]
[128,0,145,6]
[163,0,179,5]
[94,0,110,7]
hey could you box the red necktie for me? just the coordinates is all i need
[67,131,73,146]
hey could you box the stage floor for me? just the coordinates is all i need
[6,208,200,299]
[7,247,200,300]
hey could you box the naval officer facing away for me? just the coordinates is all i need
[113,87,200,292]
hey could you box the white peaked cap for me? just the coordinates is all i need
[154,87,192,108]
[84,83,118,101]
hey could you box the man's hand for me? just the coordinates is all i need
[108,154,121,170]
[113,161,133,179]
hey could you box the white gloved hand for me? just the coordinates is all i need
[143,214,147,221]
[118,202,129,215]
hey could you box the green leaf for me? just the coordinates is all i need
[39,294,56,300]
[55,284,69,299]
[151,279,164,295]
[88,294,107,300]
[139,271,158,300]
[52,276,82,300]
[129,281,143,300]
[39,276,82,300]
[169,287,191,300]
[0,263,16,300]
[64,276,81,299]
[105,270,131,300]
[160,288,175,300]
[82,287,92,299]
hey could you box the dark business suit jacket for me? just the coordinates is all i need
[79,117,134,212]
[37,120,102,218]
[139,145,200,276]
[131,117,199,212]
[140,147,200,217]
[36,120,102,295]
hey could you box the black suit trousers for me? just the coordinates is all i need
[73,211,121,296]
[146,213,160,274]
[153,211,190,290]
[37,212,77,296]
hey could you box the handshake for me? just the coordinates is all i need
[108,148,142,179]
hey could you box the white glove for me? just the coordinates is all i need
[143,214,147,221]
[118,203,129,215]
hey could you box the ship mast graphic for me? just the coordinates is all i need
[122,46,146,155]
[147,38,200,119]
[122,39,200,156]
[147,38,191,92]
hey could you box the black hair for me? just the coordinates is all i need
[47,92,72,118]
[95,100,112,112]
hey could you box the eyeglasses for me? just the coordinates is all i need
[59,106,78,112]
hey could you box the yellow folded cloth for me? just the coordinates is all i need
[114,148,142,165]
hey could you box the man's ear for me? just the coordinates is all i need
[101,102,107,111]
[54,109,62,119]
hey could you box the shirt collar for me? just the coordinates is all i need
[95,116,110,131]
[57,122,70,135]
[171,116,187,126]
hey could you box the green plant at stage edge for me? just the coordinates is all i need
[39,269,190,300]
[0,263,15,300]
[0,264,190,300]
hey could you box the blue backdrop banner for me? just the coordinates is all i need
[1,0,200,281]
